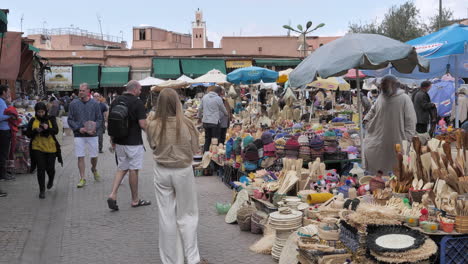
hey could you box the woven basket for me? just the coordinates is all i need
[237,203,257,232]
[409,189,429,204]
[318,227,340,241]
[251,211,268,234]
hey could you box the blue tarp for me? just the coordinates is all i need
[428,80,456,117]
[364,24,468,79]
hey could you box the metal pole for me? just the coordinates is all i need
[356,68,364,152]
[439,0,442,30]
[303,32,307,58]
[454,56,460,128]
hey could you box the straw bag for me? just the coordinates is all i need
[237,201,257,232]
[251,211,268,234]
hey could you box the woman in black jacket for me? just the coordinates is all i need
[26,102,62,199]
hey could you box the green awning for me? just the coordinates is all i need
[28,44,40,53]
[72,64,100,89]
[152,58,181,79]
[100,66,129,87]
[181,59,226,78]
[254,59,302,67]
[0,10,7,25]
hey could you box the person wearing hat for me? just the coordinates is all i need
[451,87,468,128]
[26,102,63,199]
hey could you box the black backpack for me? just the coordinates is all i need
[108,96,133,138]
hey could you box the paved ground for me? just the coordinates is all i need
[0,135,275,264]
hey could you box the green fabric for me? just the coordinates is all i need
[254,59,301,66]
[181,59,226,78]
[0,10,7,25]
[100,67,129,87]
[28,44,40,53]
[152,58,181,79]
[72,64,100,89]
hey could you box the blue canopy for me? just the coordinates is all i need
[364,24,468,79]
[227,66,279,85]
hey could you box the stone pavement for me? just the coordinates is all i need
[0,135,275,264]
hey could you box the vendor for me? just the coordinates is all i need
[363,75,416,174]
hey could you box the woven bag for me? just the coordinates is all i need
[237,202,257,231]
[251,211,268,234]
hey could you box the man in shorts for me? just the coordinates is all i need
[68,83,103,188]
[107,80,150,210]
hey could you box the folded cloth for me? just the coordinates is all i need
[309,136,324,150]
[243,135,254,148]
[285,149,299,159]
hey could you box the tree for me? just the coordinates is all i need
[427,8,454,32]
[348,1,426,42]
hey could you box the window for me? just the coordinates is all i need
[258,47,262,52]
[139,29,146,40]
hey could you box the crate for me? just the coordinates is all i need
[439,235,468,264]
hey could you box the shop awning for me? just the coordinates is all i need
[28,44,40,53]
[72,64,100,89]
[226,60,252,69]
[152,58,181,79]
[181,59,226,78]
[100,66,130,87]
[254,59,302,67]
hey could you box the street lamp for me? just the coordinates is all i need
[283,21,325,58]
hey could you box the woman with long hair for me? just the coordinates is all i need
[26,102,62,199]
[146,88,204,264]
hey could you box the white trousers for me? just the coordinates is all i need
[153,162,200,264]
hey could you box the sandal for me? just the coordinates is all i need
[107,198,119,211]
[132,199,151,207]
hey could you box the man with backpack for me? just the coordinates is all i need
[107,80,150,211]
[68,83,103,188]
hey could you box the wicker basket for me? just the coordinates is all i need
[455,215,468,233]
[237,203,257,232]
[251,211,268,234]
[409,189,429,204]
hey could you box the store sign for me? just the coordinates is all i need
[45,66,73,91]
[226,60,252,68]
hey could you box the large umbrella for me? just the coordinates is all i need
[344,69,366,79]
[177,74,194,82]
[289,33,429,147]
[151,80,188,92]
[277,68,294,83]
[191,69,228,84]
[309,77,350,91]
[138,76,165,86]
[227,66,279,85]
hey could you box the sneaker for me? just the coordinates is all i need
[93,171,101,182]
[0,190,7,197]
[47,181,53,190]
[77,179,86,188]
[39,191,45,199]
[198,259,210,264]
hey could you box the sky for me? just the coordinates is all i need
[3,0,467,48]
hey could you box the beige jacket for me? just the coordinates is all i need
[147,115,199,168]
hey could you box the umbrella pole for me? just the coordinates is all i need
[454,56,460,128]
[355,68,364,154]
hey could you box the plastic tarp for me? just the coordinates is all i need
[289,33,429,88]
[364,24,468,79]
[428,80,456,117]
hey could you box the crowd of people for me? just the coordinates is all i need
[0,74,467,264]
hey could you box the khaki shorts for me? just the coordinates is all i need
[74,137,98,158]
[115,144,144,171]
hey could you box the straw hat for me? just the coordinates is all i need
[225,189,250,224]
